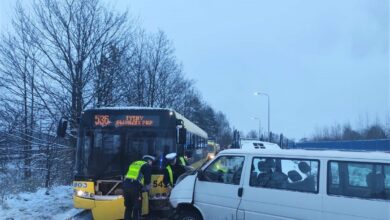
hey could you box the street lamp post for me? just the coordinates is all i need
[254,92,270,141]
[251,117,261,140]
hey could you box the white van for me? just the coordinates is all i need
[169,149,390,220]
[240,139,281,150]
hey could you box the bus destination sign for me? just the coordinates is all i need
[94,115,159,127]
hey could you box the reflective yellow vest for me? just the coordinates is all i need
[214,161,228,173]
[179,156,187,166]
[166,164,173,186]
[126,160,147,185]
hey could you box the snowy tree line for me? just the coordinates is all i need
[310,121,389,142]
[0,0,232,197]
[243,116,390,147]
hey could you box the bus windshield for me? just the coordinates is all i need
[76,128,175,179]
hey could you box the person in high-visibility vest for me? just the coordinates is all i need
[123,155,154,220]
[178,155,188,166]
[163,153,186,189]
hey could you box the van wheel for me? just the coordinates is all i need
[178,209,202,220]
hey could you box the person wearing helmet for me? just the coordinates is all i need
[163,153,186,189]
[123,155,154,220]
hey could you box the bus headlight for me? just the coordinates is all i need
[75,190,94,199]
[77,190,84,197]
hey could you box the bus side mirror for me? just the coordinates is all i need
[178,127,187,145]
[57,118,68,138]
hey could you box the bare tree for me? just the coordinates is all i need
[364,124,387,139]
[0,0,236,195]
[0,0,133,193]
[215,111,233,147]
[28,0,130,142]
[246,130,258,139]
[123,30,149,106]
[121,30,193,110]
[145,31,170,107]
[311,121,388,141]
[0,4,39,178]
[94,43,127,107]
[342,124,361,140]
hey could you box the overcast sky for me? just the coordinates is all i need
[1,0,389,140]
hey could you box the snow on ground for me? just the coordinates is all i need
[0,185,82,220]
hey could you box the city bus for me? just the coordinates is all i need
[70,107,208,220]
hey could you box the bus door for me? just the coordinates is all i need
[124,130,173,210]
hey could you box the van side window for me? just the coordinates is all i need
[385,166,390,189]
[328,161,390,200]
[250,157,319,193]
[203,156,245,185]
[329,162,340,185]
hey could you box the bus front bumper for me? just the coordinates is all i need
[74,195,125,220]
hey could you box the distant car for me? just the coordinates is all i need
[207,140,220,160]
[240,139,281,150]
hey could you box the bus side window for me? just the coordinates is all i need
[186,132,191,147]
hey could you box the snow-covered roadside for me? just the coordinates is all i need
[0,185,82,220]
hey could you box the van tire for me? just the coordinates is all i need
[178,209,202,220]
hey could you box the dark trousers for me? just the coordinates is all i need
[123,179,142,220]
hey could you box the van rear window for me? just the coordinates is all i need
[327,161,390,200]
